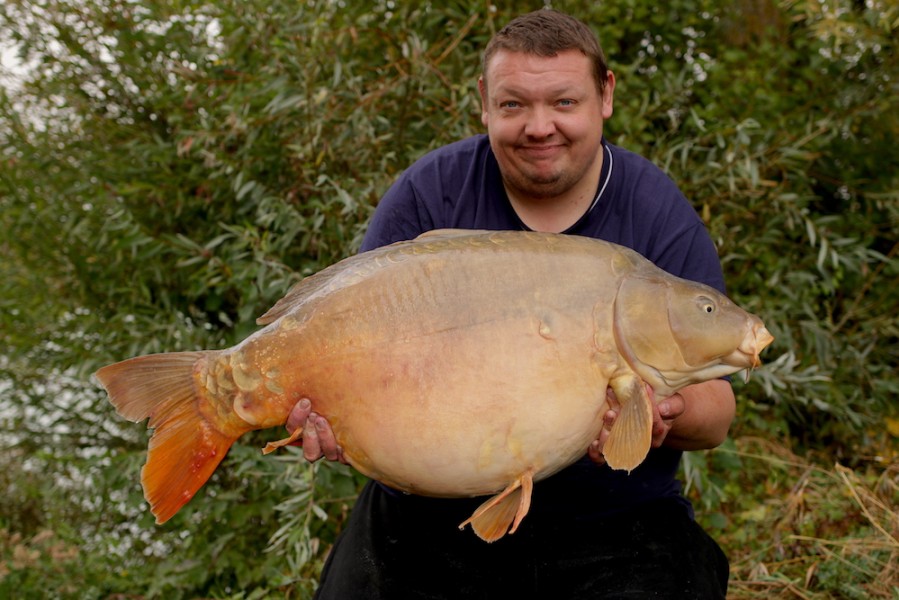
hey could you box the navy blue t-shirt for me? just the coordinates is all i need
[360,134,726,518]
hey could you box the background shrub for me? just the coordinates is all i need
[1,1,896,597]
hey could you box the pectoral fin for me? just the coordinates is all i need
[603,375,653,472]
[262,426,304,455]
[459,469,534,543]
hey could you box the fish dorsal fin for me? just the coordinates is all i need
[459,469,534,542]
[258,230,495,325]
[256,251,387,325]
[413,228,493,242]
[603,374,654,472]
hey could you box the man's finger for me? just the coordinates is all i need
[287,398,313,433]
[302,413,323,462]
[603,408,618,428]
[588,439,605,465]
[316,416,340,461]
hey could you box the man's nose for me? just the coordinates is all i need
[524,105,556,138]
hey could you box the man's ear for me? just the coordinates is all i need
[602,70,616,119]
[478,76,489,127]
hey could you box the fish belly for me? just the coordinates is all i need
[296,314,611,497]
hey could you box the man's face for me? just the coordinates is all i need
[479,49,614,202]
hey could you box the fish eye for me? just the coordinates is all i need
[698,296,716,314]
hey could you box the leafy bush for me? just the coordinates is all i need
[1,0,896,597]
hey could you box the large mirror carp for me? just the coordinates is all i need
[96,229,773,542]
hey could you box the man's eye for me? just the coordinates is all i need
[500,101,520,109]
[558,99,575,107]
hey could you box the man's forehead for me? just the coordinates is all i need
[485,48,588,68]
[483,49,593,86]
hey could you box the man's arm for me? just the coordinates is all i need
[661,379,736,451]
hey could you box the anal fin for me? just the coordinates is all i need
[459,469,534,543]
[603,375,653,472]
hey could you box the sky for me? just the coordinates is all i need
[1,38,30,93]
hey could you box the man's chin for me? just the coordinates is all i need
[502,164,563,187]
[515,177,570,200]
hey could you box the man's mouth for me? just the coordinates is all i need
[517,144,564,160]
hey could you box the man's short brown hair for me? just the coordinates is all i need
[482,9,610,94]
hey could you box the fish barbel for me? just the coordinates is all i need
[95,229,773,541]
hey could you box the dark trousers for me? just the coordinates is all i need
[314,481,728,599]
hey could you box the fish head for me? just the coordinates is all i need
[612,275,774,394]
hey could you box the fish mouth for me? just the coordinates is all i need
[728,323,774,380]
[642,322,775,392]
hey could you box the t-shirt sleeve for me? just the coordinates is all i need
[360,175,434,252]
[360,135,506,253]
[652,221,727,295]
[621,158,726,294]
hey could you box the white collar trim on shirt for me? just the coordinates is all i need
[588,143,613,214]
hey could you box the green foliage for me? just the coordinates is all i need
[1,0,897,597]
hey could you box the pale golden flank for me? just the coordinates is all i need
[95,230,773,542]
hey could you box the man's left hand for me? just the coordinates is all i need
[587,384,685,465]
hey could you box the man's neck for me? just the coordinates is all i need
[508,194,590,233]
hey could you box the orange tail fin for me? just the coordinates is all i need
[95,351,237,524]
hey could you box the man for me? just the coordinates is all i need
[290,9,732,598]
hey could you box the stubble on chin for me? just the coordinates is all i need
[502,167,574,202]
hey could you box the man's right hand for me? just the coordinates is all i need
[286,398,347,464]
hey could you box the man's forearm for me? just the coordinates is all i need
[663,379,736,451]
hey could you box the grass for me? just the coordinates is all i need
[693,436,899,599]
